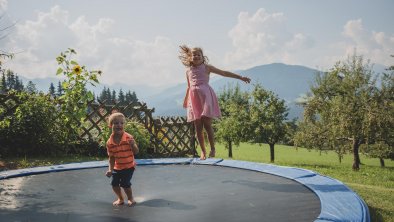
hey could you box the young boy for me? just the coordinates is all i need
[105,112,139,206]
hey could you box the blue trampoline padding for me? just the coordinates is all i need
[215,159,370,222]
[0,160,108,179]
[0,158,369,222]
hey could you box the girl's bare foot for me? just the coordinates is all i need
[113,199,124,206]
[209,149,216,158]
[127,199,136,207]
[200,152,206,160]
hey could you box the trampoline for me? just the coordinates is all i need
[0,158,370,222]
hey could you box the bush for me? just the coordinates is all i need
[0,92,79,157]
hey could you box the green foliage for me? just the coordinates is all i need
[97,86,138,105]
[248,83,288,162]
[249,83,288,145]
[0,49,104,157]
[0,91,78,157]
[215,84,250,156]
[215,83,289,161]
[280,118,298,146]
[294,54,386,169]
[55,48,101,128]
[362,67,394,161]
[99,118,151,158]
[0,70,24,92]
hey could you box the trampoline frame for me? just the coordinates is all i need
[0,158,370,222]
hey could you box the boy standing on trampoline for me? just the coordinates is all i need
[105,112,139,206]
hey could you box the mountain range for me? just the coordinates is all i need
[146,63,323,119]
[17,62,387,120]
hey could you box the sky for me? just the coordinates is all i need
[1,0,393,88]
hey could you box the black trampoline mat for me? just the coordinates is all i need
[0,164,320,222]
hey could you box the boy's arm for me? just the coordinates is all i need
[130,138,139,155]
[106,156,115,177]
[108,156,115,171]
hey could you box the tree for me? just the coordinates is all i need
[0,70,25,92]
[215,84,250,158]
[48,82,56,97]
[56,81,64,96]
[295,54,376,170]
[125,90,138,103]
[25,81,37,94]
[361,56,394,166]
[118,89,125,105]
[98,86,108,102]
[111,90,116,103]
[250,83,288,162]
[6,69,15,90]
[1,71,6,92]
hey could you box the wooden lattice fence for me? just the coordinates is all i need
[0,93,197,157]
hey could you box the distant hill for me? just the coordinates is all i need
[148,63,320,119]
[16,62,388,120]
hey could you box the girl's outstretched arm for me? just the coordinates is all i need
[207,65,251,83]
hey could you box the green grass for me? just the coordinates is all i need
[1,144,393,222]
[211,143,394,222]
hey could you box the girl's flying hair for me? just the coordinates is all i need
[178,45,209,67]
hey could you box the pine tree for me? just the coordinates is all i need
[6,70,15,90]
[56,81,64,96]
[49,82,56,96]
[111,90,116,103]
[125,90,138,103]
[118,89,125,105]
[0,72,6,92]
[14,75,24,91]
[26,81,37,94]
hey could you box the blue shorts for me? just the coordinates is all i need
[111,168,135,188]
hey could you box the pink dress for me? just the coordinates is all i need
[186,64,221,122]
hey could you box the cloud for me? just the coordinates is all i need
[4,5,183,87]
[225,8,393,71]
[342,19,394,65]
[0,0,7,12]
[225,8,314,69]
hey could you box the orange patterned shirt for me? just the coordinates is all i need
[106,132,136,170]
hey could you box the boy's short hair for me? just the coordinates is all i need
[108,112,126,126]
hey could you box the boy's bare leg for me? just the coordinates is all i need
[112,186,124,205]
[123,187,136,206]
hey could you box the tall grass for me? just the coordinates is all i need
[211,143,394,222]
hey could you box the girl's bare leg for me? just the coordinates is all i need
[194,119,206,160]
[202,117,215,157]
[123,187,136,206]
[112,186,124,205]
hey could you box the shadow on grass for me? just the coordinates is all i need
[368,205,385,222]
